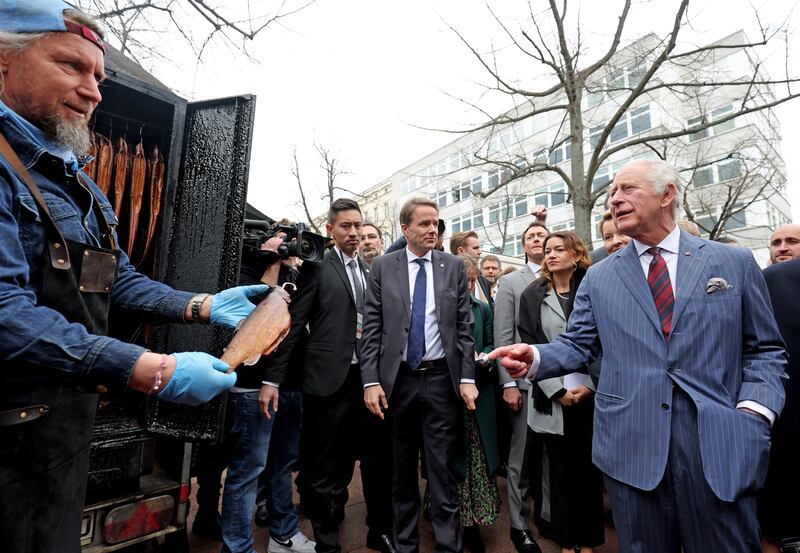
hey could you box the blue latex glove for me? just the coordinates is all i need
[157,352,236,406]
[209,284,270,328]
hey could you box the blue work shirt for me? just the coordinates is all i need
[0,102,194,388]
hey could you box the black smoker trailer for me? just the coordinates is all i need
[79,45,256,551]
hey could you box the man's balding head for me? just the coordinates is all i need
[769,224,800,264]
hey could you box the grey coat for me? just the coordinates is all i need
[493,264,537,391]
[527,290,594,435]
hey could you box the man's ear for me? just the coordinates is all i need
[325,222,333,236]
[661,182,677,208]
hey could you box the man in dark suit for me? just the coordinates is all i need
[361,198,478,553]
[760,259,800,552]
[491,159,786,552]
[268,198,393,553]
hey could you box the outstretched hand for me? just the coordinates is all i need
[157,352,235,406]
[210,284,270,328]
[487,344,534,380]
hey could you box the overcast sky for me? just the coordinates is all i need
[131,0,800,225]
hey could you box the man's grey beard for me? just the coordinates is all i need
[38,114,91,156]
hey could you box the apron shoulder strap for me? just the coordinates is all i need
[0,132,72,270]
[76,172,119,251]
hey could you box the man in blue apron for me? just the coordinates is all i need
[0,2,272,551]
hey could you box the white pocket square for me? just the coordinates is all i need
[706,277,733,294]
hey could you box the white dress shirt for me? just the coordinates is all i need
[527,261,542,277]
[334,245,365,365]
[403,248,445,362]
[526,224,774,424]
[364,248,473,388]
[632,224,680,296]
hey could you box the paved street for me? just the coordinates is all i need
[187,465,619,552]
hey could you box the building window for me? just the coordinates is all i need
[400,175,418,195]
[514,195,528,218]
[451,209,484,233]
[486,167,511,190]
[548,142,572,165]
[725,207,747,230]
[471,175,483,195]
[436,191,449,208]
[550,221,576,232]
[590,63,648,104]
[550,183,567,206]
[501,235,524,257]
[695,204,747,234]
[488,202,512,225]
[591,160,628,192]
[451,182,472,203]
[590,105,651,149]
[687,104,736,142]
[531,148,548,165]
[533,182,570,208]
[691,159,742,188]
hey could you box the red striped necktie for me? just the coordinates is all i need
[646,247,674,339]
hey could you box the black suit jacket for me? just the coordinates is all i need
[360,248,475,398]
[267,248,363,397]
[763,259,800,433]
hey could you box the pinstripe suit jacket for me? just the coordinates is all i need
[536,231,787,501]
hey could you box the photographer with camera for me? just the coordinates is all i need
[212,221,319,553]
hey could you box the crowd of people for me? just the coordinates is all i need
[1,4,799,553]
[197,180,799,553]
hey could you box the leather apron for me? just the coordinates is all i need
[0,134,120,553]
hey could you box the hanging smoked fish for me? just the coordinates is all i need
[83,132,97,181]
[127,140,147,256]
[112,137,129,218]
[138,144,164,264]
[94,133,113,197]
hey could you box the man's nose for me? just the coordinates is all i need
[78,75,103,106]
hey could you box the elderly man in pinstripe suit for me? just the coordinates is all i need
[490,159,787,553]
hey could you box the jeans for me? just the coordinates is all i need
[256,389,303,542]
[221,390,275,553]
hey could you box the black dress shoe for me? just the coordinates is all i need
[510,528,542,553]
[192,509,222,541]
[366,531,396,553]
[463,525,485,553]
[255,503,269,527]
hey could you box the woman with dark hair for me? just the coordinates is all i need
[517,231,604,553]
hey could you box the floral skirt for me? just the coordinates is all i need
[424,410,501,526]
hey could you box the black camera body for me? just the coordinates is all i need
[242,219,325,272]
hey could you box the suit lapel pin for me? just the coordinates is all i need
[684,251,692,256]
[440,263,444,268]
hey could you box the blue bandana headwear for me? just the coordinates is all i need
[0,0,105,52]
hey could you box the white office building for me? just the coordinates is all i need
[385,31,792,266]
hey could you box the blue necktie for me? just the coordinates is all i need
[407,258,427,369]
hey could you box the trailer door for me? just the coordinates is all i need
[146,94,257,442]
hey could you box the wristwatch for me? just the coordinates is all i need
[191,294,210,323]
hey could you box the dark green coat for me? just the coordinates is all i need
[453,297,501,480]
